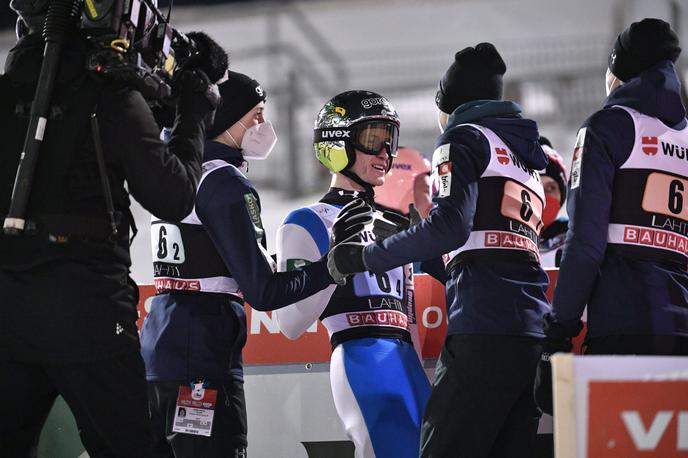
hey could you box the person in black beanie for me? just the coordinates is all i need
[327,42,550,457]
[545,15,688,435]
[140,70,336,458]
[606,18,681,94]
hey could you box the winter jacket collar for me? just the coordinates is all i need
[445,99,522,128]
[605,60,687,130]
[445,100,548,171]
[204,141,245,168]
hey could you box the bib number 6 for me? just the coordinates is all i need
[151,223,186,264]
[668,179,684,214]
[642,172,688,220]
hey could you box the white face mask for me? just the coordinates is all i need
[238,120,278,160]
[605,68,623,96]
[437,110,448,133]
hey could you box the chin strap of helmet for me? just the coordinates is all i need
[341,168,375,199]
[339,140,401,198]
[341,142,377,197]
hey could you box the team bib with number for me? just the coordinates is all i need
[352,269,404,300]
[151,159,241,295]
[606,106,688,264]
[443,124,545,265]
[297,197,414,339]
[152,223,186,264]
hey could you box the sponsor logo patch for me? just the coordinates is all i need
[495,147,510,165]
[361,97,387,109]
[622,225,688,255]
[346,310,409,328]
[432,144,452,198]
[286,259,310,271]
[571,128,586,189]
[155,278,201,293]
[642,136,658,155]
[483,231,540,257]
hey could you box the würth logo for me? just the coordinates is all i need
[661,140,688,160]
[642,136,658,155]
[495,147,510,165]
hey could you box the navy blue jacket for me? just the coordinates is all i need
[365,101,550,337]
[550,61,688,338]
[141,141,334,382]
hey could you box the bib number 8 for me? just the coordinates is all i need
[151,223,186,264]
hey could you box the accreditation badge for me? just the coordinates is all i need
[172,381,218,437]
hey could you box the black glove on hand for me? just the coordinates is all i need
[174,69,221,121]
[373,210,409,241]
[543,312,583,339]
[534,337,573,416]
[327,199,374,285]
[372,203,423,241]
[331,199,375,246]
[327,242,368,286]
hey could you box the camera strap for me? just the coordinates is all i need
[89,106,118,239]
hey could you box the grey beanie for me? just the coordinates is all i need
[10,0,49,34]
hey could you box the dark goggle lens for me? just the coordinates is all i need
[352,122,399,156]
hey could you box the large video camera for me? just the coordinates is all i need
[3,0,225,235]
[81,0,206,102]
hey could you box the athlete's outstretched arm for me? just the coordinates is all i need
[196,172,333,311]
[363,135,487,273]
[274,208,337,339]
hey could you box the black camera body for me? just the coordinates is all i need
[81,0,201,102]
[4,0,226,235]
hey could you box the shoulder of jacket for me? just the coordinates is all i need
[584,106,634,131]
[283,205,330,232]
[198,167,254,205]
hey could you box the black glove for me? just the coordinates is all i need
[372,203,423,242]
[327,199,374,285]
[373,210,409,241]
[174,68,221,121]
[327,242,368,285]
[534,337,572,416]
[331,199,374,246]
[543,312,583,339]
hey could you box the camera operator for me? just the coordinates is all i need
[0,1,222,456]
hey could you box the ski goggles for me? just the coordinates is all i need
[315,120,399,157]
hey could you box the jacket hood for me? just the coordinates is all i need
[605,60,687,129]
[446,100,548,170]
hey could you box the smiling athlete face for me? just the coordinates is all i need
[348,124,395,186]
[350,149,390,187]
